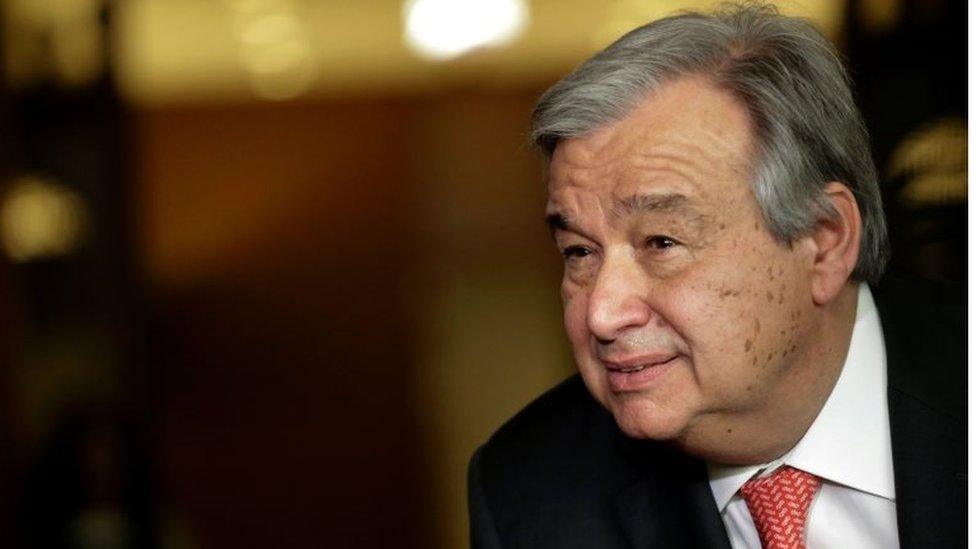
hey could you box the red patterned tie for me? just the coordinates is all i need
[739,466,821,549]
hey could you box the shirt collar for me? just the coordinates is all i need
[707,283,895,511]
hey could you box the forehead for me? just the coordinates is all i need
[546,76,756,211]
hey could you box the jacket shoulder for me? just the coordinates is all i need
[872,275,966,421]
[470,375,636,547]
[484,375,609,453]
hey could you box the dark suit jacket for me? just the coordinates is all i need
[468,278,966,548]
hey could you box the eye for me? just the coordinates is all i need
[646,235,679,250]
[561,245,592,259]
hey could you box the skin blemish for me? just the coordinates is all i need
[746,384,753,391]
[778,292,784,304]
[744,339,753,352]
[719,287,741,298]
[726,428,732,434]
[766,291,773,302]
[753,318,761,334]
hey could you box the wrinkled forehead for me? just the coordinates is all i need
[545,76,758,201]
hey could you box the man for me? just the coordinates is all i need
[468,4,965,548]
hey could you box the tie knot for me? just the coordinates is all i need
[739,466,821,549]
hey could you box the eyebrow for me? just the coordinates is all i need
[544,192,697,236]
[544,212,570,233]
[611,192,690,218]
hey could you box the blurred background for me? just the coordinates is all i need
[0,0,965,547]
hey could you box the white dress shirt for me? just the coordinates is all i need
[707,284,900,548]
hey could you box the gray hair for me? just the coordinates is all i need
[532,2,889,283]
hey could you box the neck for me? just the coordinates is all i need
[679,283,861,465]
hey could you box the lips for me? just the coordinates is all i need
[614,364,649,374]
[602,354,677,371]
[601,354,680,392]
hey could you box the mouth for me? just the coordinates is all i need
[601,355,680,392]
[610,364,655,374]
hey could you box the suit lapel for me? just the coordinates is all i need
[887,388,967,547]
[874,278,967,547]
[611,439,732,549]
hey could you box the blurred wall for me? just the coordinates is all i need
[138,98,429,547]
[134,91,570,548]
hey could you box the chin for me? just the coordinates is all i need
[608,397,690,442]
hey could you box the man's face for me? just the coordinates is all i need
[546,76,817,445]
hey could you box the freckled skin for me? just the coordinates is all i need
[546,76,847,464]
[718,287,740,298]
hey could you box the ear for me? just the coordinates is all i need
[809,182,861,305]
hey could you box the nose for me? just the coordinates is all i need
[586,249,652,343]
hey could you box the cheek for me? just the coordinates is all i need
[561,281,590,345]
[694,268,807,385]
[662,277,743,347]
[669,274,777,373]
